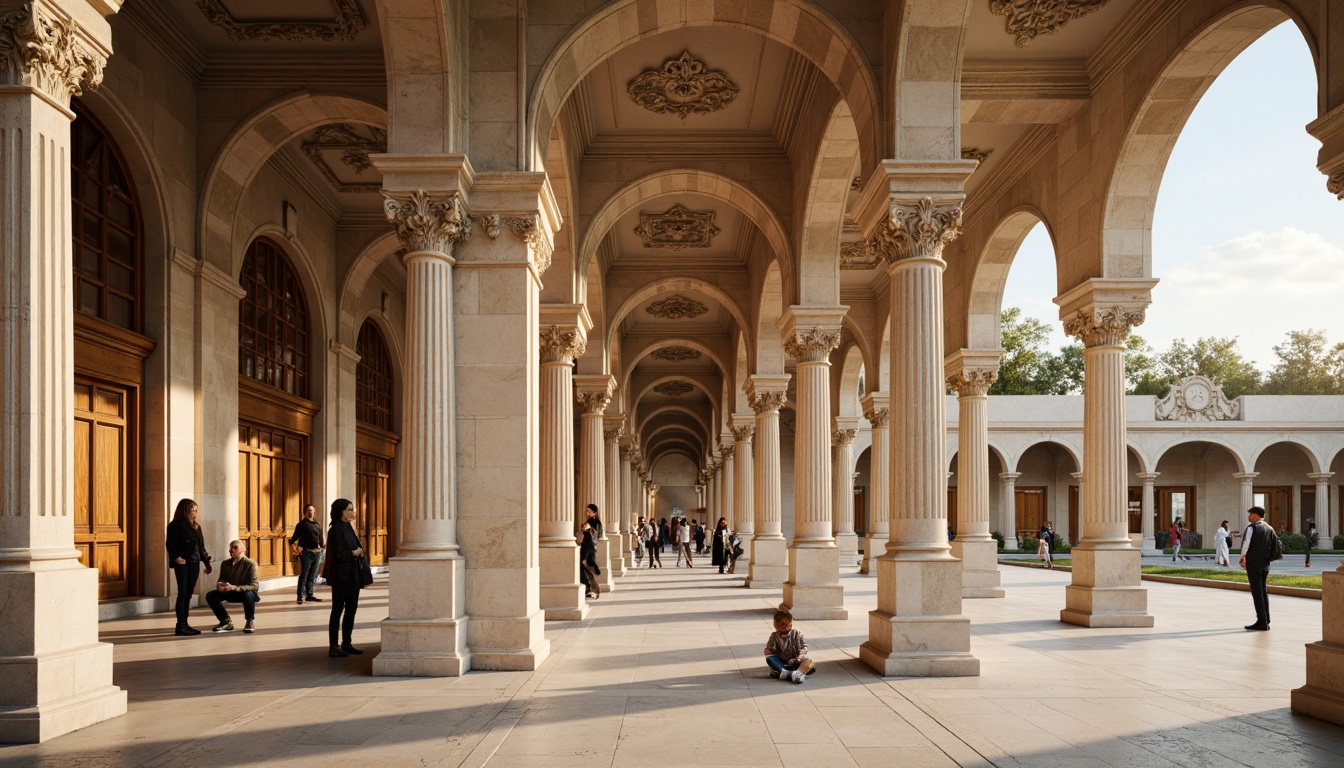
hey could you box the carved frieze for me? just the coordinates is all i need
[1063,306,1145,348]
[627,50,740,118]
[651,346,701,362]
[749,391,788,414]
[947,368,999,397]
[839,240,883,271]
[833,428,858,446]
[784,327,842,364]
[0,4,105,105]
[732,425,755,443]
[634,203,721,250]
[302,124,387,193]
[196,0,366,42]
[646,295,708,320]
[539,325,586,363]
[505,215,553,275]
[383,190,472,254]
[653,381,694,398]
[1155,375,1242,422]
[989,0,1109,48]
[863,407,891,428]
[576,390,612,415]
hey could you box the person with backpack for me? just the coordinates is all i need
[1306,519,1319,568]
[1239,505,1280,631]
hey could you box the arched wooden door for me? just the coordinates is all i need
[355,320,399,564]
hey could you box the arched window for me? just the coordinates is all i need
[238,238,311,399]
[71,103,142,332]
[356,320,394,431]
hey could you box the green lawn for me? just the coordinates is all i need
[1006,559,1322,589]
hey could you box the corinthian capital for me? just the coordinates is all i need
[832,428,858,446]
[382,190,472,254]
[749,391,787,414]
[731,424,755,443]
[863,407,890,428]
[946,368,998,397]
[576,390,611,415]
[0,4,106,106]
[539,325,586,363]
[859,197,964,265]
[1064,306,1145,348]
[783,327,841,364]
[505,215,553,276]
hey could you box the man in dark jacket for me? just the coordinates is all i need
[1240,506,1273,631]
[207,540,260,634]
[289,504,324,604]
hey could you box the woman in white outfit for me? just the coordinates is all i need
[1215,519,1232,566]
[678,517,694,567]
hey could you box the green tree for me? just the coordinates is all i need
[1263,329,1344,394]
[1159,336,1263,398]
[1125,335,1167,395]
[990,308,1084,395]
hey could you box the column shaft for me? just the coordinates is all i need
[746,379,788,588]
[1138,473,1159,554]
[538,326,586,620]
[948,364,1003,599]
[1000,474,1020,547]
[733,423,755,538]
[833,424,859,567]
[860,399,890,575]
[604,427,625,577]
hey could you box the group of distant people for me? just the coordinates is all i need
[631,515,741,574]
[164,497,369,656]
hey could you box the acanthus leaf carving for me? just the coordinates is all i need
[988,0,1109,48]
[539,325,586,364]
[633,203,721,249]
[0,4,106,105]
[627,50,740,119]
[645,295,708,320]
[196,0,366,43]
[832,428,858,446]
[946,368,999,397]
[749,391,788,414]
[731,425,755,443]
[504,215,553,275]
[1063,306,1145,348]
[889,197,964,262]
[382,190,472,254]
[1327,166,1344,201]
[839,240,883,271]
[783,327,842,364]
[863,407,891,428]
[302,124,387,193]
[576,390,612,415]
[481,214,501,239]
[604,426,624,442]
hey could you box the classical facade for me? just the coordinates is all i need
[5,0,1344,743]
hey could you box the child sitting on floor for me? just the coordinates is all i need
[764,608,814,683]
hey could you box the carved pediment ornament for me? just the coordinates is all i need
[302,124,387,193]
[784,327,842,364]
[653,381,694,398]
[650,346,702,362]
[1155,375,1242,422]
[947,368,999,397]
[577,390,612,415]
[833,428,858,446]
[505,215,553,275]
[749,391,788,414]
[732,425,755,443]
[539,325,586,364]
[646,295,708,320]
[196,0,366,43]
[627,50,740,119]
[988,0,1109,48]
[864,407,891,428]
[0,4,105,105]
[382,190,472,254]
[634,203,721,250]
[1063,306,1145,348]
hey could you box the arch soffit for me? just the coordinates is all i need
[647,435,704,460]
[638,404,711,441]
[1008,439,1082,476]
[947,439,1010,472]
[646,423,705,449]
[797,98,858,306]
[608,277,752,355]
[650,448,700,474]
[199,93,387,273]
[965,206,1055,350]
[1150,438,1248,474]
[372,0,459,153]
[621,338,731,396]
[338,231,402,345]
[1248,438,1324,475]
[542,123,580,305]
[633,376,721,416]
[755,262,786,374]
[834,344,866,419]
[527,0,881,173]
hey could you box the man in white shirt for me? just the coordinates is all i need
[1239,506,1272,631]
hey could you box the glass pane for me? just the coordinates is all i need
[76,127,99,167]
[78,244,100,278]
[106,260,132,294]
[78,280,100,315]
[82,178,101,210]
[108,161,128,195]
[108,196,132,229]
[81,210,101,246]
[106,293,132,329]
[1253,492,1266,508]
[1171,493,1186,519]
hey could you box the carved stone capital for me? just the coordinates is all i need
[990,0,1109,48]
[891,197,963,262]
[784,327,841,363]
[619,446,633,461]
[603,426,623,442]
[1063,306,1145,348]
[863,407,890,428]
[832,428,858,446]
[505,215,553,275]
[0,4,106,106]
[946,368,998,397]
[721,445,735,460]
[539,325,586,363]
[749,391,787,414]
[731,424,755,443]
[480,214,502,239]
[576,390,611,415]
[382,190,471,254]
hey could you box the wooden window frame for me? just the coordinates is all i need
[238,237,312,399]
[355,320,394,431]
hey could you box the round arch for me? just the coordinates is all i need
[620,338,731,396]
[634,376,721,415]
[607,277,751,354]
[240,224,332,349]
[755,262,786,375]
[372,0,460,154]
[1007,439,1082,476]
[1248,438,1324,474]
[796,98,858,306]
[337,231,401,346]
[965,207,1057,350]
[1151,438,1248,475]
[834,345,865,419]
[638,404,712,440]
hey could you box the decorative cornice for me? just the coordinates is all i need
[646,295,708,320]
[633,203,721,250]
[382,190,472,255]
[0,4,106,106]
[539,325,586,363]
[749,391,788,414]
[627,50,739,119]
[832,428,858,446]
[784,327,841,364]
[576,390,612,415]
[1063,306,1144,348]
[732,425,755,443]
[196,0,366,43]
[864,407,890,428]
[653,381,694,398]
[650,346,701,362]
[505,215,553,275]
[989,0,1109,48]
[947,368,999,397]
[302,124,387,194]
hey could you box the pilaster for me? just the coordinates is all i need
[946,350,1004,598]
[859,393,890,575]
[745,374,790,589]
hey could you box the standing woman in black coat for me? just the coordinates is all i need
[165,498,212,635]
[711,517,732,574]
[323,498,364,657]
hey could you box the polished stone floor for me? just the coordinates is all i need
[5,561,1344,767]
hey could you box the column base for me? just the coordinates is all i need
[0,564,127,743]
[539,542,588,621]
[835,532,861,568]
[745,536,787,589]
[594,538,617,592]
[860,555,977,677]
[1060,544,1153,628]
[781,544,846,620]
[374,555,470,677]
[469,612,551,671]
[952,539,1004,598]
[1140,537,1159,555]
[859,534,885,574]
[1290,570,1344,725]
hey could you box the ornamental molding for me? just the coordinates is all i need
[732,425,755,443]
[646,295,708,320]
[1063,306,1145,347]
[839,240,883,271]
[946,368,999,397]
[627,50,740,119]
[505,215,553,275]
[890,197,964,261]
[784,327,842,364]
[539,325,586,363]
[653,381,694,398]
[0,4,105,105]
[382,190,472,254]
[650,346,702,362]
[576,390,612,415]
[634,203,721,250]
[864,407,890,428]
[1155,375,1242,422]
[196,0,366,42]
[1327,166,1344,201]
[749,391,788,414]
[302,124,386,193]
[988,0,1109,48]
[480,214,502,239]
[833,428,858,446]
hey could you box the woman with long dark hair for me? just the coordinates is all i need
[322,498,365,657]
[711,517,731,574]
[165,498,212,635]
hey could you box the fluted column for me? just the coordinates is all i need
[732,415,755,539]
[604,419,626,576]
[745,375,790,588]
[619,440,635,567]
[1234,473,1258,537]
[0,2,128,741]
[856,174,978,677]
[1000,473,1021,547]
[1057,279,1156,628]
[539,320,588,620]
[833,419,861,567]
[1310,473,1334,540]
[947,354,1004,598]
[719,443,736,532]
[574,375,615,593]
[782,309,848,620]
[1137,472,1160,554]
[860,394,890,575]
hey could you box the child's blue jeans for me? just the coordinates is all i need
[766,656,814,674]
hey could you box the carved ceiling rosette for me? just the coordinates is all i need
[505,215,553,275]
[576,390,612,415]
[732,424,755,443]
[989,0,1109,48]
[0,4,106,106]
[196,0,366,42]
[645,295,708,320]
[539,325,586,364]
[302,124,387,193]
[863,407,891,428]
[1063,306,1145,348]
[749,391,788,414]
[650,346,702,362]
[946,368,999,397]
[382,190,472,254]
[634,203,721,250]
[832,428,858,446]
[627,50,740,119]
[784,327,842,364]
[653,381,694,398]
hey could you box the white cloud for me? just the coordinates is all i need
[1160,228,1344,296]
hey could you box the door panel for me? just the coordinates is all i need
[73,377,135,600]
[1016,487,1046,539]
[239,421,307,578]
[356,451,393,565]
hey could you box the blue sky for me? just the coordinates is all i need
[1001,22,1342,370]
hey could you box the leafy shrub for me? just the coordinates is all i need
[1055,540,1071,554]
[1280,532,1306,554]
[1335,534,1344,551]
[991,530,1005,551]
[1020,535,1039,552]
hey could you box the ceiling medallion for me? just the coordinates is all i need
[627,51,740,119]
[634,203,721,250]
[645,295,709,320]
[302,124,387,193]
[651,346,702,362]
[988,0,1109,48]
[196,0,366,43]
[654,381,695,398]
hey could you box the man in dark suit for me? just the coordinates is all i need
[206,540,260,634]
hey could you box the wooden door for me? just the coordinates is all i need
[1158,487,1198,534]
[947,487,958,536]
[1016,487,1046,539]
[356,452,393,565]
[853,486,866,537]
[73,377,136,599]
[1069,485,1080,544]
[238,421,307,578]
[1254,487,1291,533]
